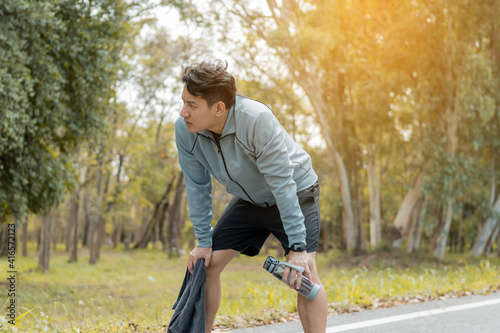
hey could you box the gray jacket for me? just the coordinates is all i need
[175,94,318,248]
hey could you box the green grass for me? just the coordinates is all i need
[1,245,499,332]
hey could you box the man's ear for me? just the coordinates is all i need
[214,101,226,117]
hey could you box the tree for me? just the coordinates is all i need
[397,0,500,258]
[0,0,144,269]
[0,0,134,222]
[471,194,500,256]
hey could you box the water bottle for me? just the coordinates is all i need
[263,256,320,301]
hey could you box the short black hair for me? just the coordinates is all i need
[182,59,237,110]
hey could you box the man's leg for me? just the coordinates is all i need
[205,249,240,333]
[297,252,328,333]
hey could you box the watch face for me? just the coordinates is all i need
[292,244,305,252]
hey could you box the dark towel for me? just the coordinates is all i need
[168,259,206,333]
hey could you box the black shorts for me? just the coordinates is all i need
[212,182,321,256]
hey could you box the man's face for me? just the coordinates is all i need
[180,85,220,133]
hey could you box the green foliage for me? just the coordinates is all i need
[0,0,134,220]
[404,0,500,208]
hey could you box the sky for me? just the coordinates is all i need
[148,1,228,59]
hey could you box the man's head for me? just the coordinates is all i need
[182,59,237,111]
[180,59,237,134]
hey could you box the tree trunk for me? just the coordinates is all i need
[407,197,421,254]
[113,218,122,248]
[0,222,9,257]
[335,152,357,252]
[136,205,150,246]
[53,229,57,252]
[68,190,80,263]
[134,178,175,249]
[430,205,445,252]
[22,219,28,256]
[154,206,161,250]
[299,75,356,252]
[66,211,70,252]
[407,196,427,253]
[486,223,499,254]
[489,152,496,208]
[134,207,159,249]
[89,160,103,264]
[414,199,425,251]
[497,226,500,255]
[39,214,51,273]
[94,215,105,259]
[94,168,112,260]
[82,192,90,247]
[367,143,382,248]
[176,196,187,253]
[354,164,366,253]
[36,219,41,252]
[471,194,500,256]
[434,199,454,259]
[393,170,424,236]
[124,227,133,251]
[433,13,461,259]
[168,172,185,258]
[52,210,59,252]
[483,150,497,254]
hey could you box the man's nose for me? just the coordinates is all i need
[180,106,189,117]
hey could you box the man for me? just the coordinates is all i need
[175,59,328,333]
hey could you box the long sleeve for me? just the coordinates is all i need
[175,119,213,247]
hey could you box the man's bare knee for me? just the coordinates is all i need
[206,249,238,279]
[206,265,223,281]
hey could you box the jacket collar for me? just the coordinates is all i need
[221,102,236,137]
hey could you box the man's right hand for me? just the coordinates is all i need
[188,246,212,274]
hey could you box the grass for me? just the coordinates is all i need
[0,244,499,332]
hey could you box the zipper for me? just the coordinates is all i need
[200,133,257,204]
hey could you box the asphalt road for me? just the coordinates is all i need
[228,291,500,333]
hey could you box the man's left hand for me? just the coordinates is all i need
[283,251,311,290]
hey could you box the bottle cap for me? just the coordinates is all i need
[263,256,280,273]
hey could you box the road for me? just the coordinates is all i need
[228,291,500,333]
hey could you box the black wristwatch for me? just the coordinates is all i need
[291,243,307,252]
